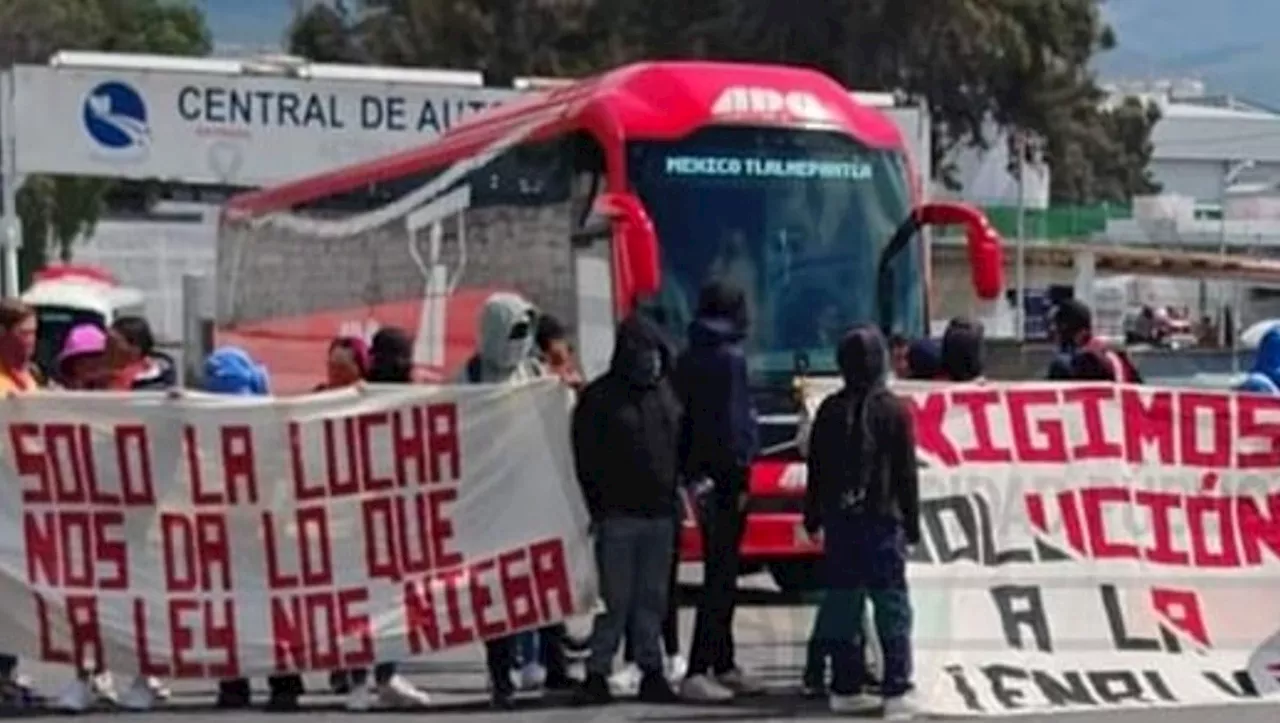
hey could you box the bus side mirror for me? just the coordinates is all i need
[594,192,661,305]
[914,202,1004,301]
[875,202,1005,333]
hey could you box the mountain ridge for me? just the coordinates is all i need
[1099,0,1280,105]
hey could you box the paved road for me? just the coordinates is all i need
[11,571,1279,722]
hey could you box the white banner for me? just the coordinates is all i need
[800,379,1280,715]
[0,380,595,679]
[8,65,517,185]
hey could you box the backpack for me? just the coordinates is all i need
[1078,338,1143,384]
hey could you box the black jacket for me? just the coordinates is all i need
[803,326,920,544]
[572,315,682,520]
[130,352,177,391]
[673,316,758,475]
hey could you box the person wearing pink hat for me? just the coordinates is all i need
[54,324,111,391]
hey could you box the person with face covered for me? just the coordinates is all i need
[457,292,571,708]
[571,314,682,706]
[803,325,920,718]
[939,317,985,383]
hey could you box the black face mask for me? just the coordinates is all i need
[625,349,662,387]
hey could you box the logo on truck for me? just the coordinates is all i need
[711,86,831,123]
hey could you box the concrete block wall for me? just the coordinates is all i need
[219,200,579,332]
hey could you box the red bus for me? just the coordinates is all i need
[217,61,1003,592]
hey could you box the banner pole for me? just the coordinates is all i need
[0,71,22,298]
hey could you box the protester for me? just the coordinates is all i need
[365,327,414,383]
[0,299,39,395]
[1047,299,1142,383]
[674,280,763,702]
[108,316,176,390]
[509,313,582,691]
[46,323,168,711]
[535,313,584,390]
[336,327,433,710]
[456,293,573,709]
[310,334,373,698]
[888,333,910,379]
[200,347,306,711]
[115,320,177,706]
[0,300,41,707]
[803,325,920,717]
[904,338,943,381]
[317,335,369,391]
[1238,326,1280,394]
[52,324,113,390]
[571,314,682,706]
[939,317,985,382]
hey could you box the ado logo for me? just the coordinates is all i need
[711,86,832,123]
[82,81,150,152]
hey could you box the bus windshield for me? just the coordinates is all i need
[628,126,923,380]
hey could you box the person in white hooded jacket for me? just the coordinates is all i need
[457,293,573,708]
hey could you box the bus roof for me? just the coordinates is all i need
[225,61,906,218]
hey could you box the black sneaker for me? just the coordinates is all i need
[572,674,613,706]
[544,670,578,692]
[637,673,678,704]
[329,671,352,695]
[491,690,516,711]
[215,680,252,709]
[264,693,300,712]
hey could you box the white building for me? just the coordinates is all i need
[1110,81,1280,204]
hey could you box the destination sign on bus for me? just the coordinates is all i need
[662,154,873,181]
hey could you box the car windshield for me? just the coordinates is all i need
[32,305,107,376]
[628,126,922,379]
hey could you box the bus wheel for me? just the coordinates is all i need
[769,561,821,594]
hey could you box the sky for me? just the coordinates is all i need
[199,0,298,54]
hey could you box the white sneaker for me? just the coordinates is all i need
[883,693,919,720]
[118,676,159,711]
[376,675,431,708]
[830,692,880,713]
[53,678,95,713]
[90,671,119,705]
[345,684,377,712]
[517,662,546,691]
[716,668,765,696]
[146,676,172,701]
[665,654,688,682]
[609,663,642,695]
[680,674,734,702]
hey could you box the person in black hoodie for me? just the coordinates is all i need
[940,317,985,382]
[674,280,763,701]
[571,314,682,706]
[1047,299,1143,383]
[365,327,414,383]
[803,324,920,717]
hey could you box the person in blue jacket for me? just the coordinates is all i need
[1240,326,1280,394]
[674,280,764,702]
[202,347,300,712]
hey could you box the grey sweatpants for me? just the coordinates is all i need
[587,516,675,677]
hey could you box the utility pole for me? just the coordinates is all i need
[1014,130,1028,342]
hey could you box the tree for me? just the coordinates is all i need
[287,0,1159,204]
[0,0,210,288]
